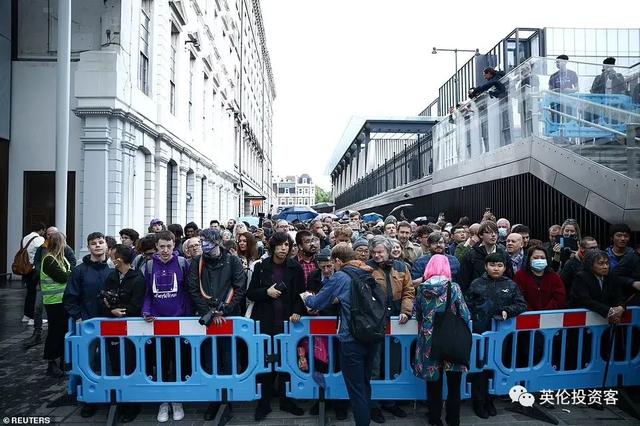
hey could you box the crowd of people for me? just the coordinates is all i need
[16,209,640,425]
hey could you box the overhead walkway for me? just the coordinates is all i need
[333,57,640,241]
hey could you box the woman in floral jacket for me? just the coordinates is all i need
[414,254,470,426]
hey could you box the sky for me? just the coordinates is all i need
[260,0,639,190]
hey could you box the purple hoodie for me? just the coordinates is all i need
[141,254,193,317]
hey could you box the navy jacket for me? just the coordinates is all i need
[411,253,461,283]
[304,261,374,343]
[63,255,113,320]
[465,273,527,333]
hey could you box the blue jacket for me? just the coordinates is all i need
[607,247,635,273]
[304,260,374,343]
[411,253,461,282]
[63,255,113,320]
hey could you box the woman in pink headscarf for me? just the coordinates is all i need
[414,254,470,426]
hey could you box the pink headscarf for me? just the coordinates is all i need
[423,254,452,281]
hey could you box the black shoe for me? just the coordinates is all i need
[80,404,96,418]
[279,399,304,416]
[335,405,348,420]
[254,401,272,421]
[382,404,407,418]
[118,404,140,423]
[46,360,64,378]
[427,418,443,426]
[204,403,219,421]
[22,332,42,349]
[309,401,319,415]
[485,400,497,417]
[473,402,489,419]
[370,407,386,423]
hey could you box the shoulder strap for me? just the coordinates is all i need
[22,235,38,251]
[445,281,452,311]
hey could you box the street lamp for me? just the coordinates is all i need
[432,47,480,104]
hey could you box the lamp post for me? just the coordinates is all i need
[432,47,480,105]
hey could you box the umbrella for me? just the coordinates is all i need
[362,213,383,223]
[275,206,318,222]
[237,216,260,227]
[334,210,349,220]
[317,212,338,220]
[388,203,414,220]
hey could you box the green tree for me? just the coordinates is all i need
[315,186,331,204]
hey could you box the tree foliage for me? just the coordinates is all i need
[315,186,331,203]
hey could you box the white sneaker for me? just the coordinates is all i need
[172,403,184,421]
[27,319,34,326]
[21,315,31,322]
[43,319,48,326]
[157,403,170,423]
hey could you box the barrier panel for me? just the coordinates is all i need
[274,316,484,400]
[66,316,270,404]
[487,307,640,395]
[64,308,640,407]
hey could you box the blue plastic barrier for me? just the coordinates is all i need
[540,93,632,138]
[66,316,270,403]
[487,307,640,395]
[274,316,484,400]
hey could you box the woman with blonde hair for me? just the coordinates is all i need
[40,232,72,378]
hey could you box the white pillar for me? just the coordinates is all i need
[80,116,111,254]
[55,0,71,234]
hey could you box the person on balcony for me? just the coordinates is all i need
[469,67,506,99]
[591,57,626,95]
[549,55,578,93]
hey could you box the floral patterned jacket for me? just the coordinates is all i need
[414,276,471,381]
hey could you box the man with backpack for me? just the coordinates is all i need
[301,243,385,426]
[17,223,46,324]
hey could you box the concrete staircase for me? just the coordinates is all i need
[568,144,640,178]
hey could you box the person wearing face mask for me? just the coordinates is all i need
[496,218,510,246]
[101,244,146,423]
[514,246,566,311]
[187,228,246,423]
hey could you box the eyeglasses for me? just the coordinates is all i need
[355,248,369,253]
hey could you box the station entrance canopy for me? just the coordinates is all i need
[325,116,440,183]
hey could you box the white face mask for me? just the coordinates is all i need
[530,259,547,272]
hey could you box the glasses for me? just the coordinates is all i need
[355,248,369,254]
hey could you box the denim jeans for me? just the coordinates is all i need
[340,340,379,426]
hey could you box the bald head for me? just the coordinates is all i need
[505,233,523,254]
[46,227,58,238]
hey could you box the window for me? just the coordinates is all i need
[170,23,178,114]
[189,53,195,128]
[202,72,208,139]
[138,0,152,94]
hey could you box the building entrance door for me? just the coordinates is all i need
[23,171,76,250]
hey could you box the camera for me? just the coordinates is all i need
[99,288,122,308]
[198,298,225,327]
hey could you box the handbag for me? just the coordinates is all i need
[430,281,472,368]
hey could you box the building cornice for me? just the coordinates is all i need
[251,0,276,99]
[73,106,231,182]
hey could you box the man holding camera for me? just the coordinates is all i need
[187,229,246,423]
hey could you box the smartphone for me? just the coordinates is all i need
[560,236,578,251]
[274,282,287,292]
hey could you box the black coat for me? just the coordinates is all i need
[465,273,527,333]
[246,257,305,335]
[100,269,146,317]
[459,244,513,293]
[187,252,246,317]
[569,270,625,318]
[560,255,583,296]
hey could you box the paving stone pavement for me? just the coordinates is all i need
[1,284,638,425]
